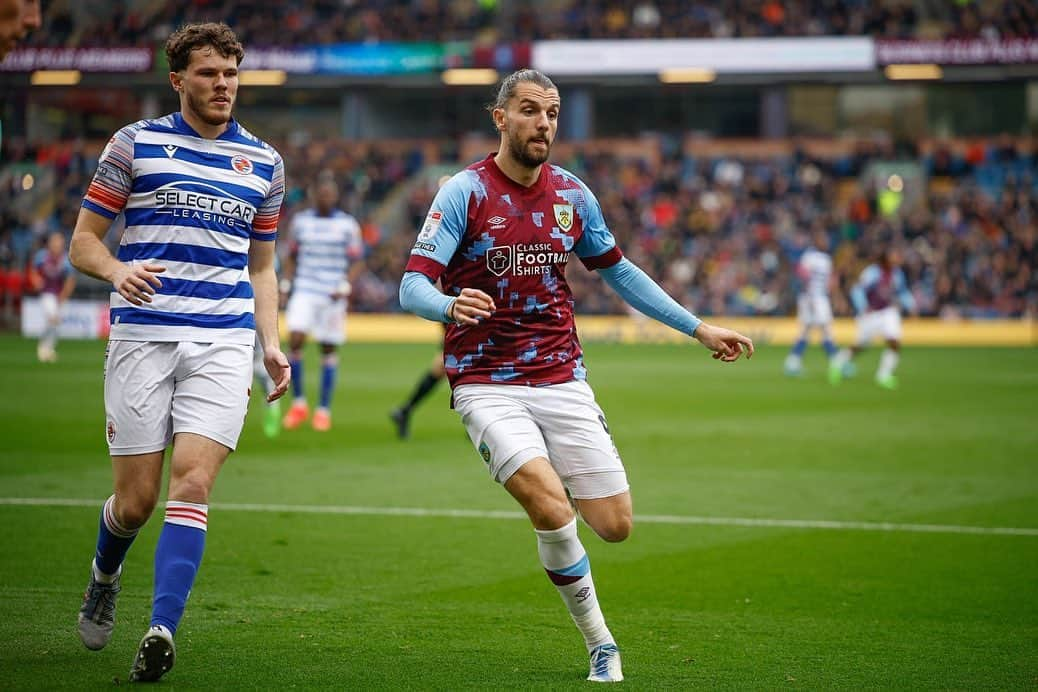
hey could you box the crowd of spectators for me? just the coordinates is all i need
[524,0,1038,41]
[551,137,1037,321]
[15,0,1037,49]
[1,134,1035,324]
[366,135,1038,320]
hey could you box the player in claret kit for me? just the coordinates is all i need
[829,248,916,389]
[399,68,753,683]
[69,22,289,682]
[29,232,76,362]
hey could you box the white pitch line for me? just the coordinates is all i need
[1,497,1036,537]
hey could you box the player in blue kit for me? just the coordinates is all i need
[280,176,365,432]
[400,69,753,682]
[69,23,289,682]
[784,231,838,376]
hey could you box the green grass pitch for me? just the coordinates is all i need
[1,334,1036,689]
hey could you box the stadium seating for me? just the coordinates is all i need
[4,134,1032,319]
[18,0,1038,47]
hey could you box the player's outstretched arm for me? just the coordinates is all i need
[693,322,754,363]
[597,257,752,363]
[69,207,164,306]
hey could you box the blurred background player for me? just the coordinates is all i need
[389,176,451,440]
[280,175,365,432]
[784,230,837,376]
[0,0,40,60]
[829,248,916,389]
[389,343,445,440]
[0,0,41,148]
[28,230,74,362]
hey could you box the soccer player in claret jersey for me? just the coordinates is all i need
[68,22,290,682]
[399,69,754,683]
[279,176,365,432]
[784,230,838,376]
[829,248,916,389]
[390,331,446,439]
[29,231,76,363]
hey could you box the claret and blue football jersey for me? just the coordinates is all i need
[83,112,284,345]
[405,154,623,388]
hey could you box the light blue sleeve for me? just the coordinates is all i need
[407,171,477,270]
[895,269,915,313]
[32,249,47,269]
[850,265,879,314]
[563,175,618,263]
[399,271,454,324]
[598,258,702,336]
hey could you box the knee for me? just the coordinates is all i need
[169,469,214,505]
[531,497,576,530]
[115,492,158,529]
[593,515,632,543]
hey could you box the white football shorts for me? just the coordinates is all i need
[39,292,61,325]
[796,294,833,326]
[452,380,629,500]
[104,340,253,455]
[285,291,347,345]
[855,306,902,344]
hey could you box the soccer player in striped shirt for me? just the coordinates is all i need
[400,69,754,683]
[279,176,365,432]
[69,23,290,682]
[784,230,838,376]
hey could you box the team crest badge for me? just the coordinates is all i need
[553,204,574,232]
[231,155,253,175]
[486,246,512,277]
[106,421,116,444]
[478,441,491,464]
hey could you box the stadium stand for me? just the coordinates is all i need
[3,135,1034,321]
[17,0,1038,46]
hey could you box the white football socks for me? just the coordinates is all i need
[878,348,899,378]
[535,519,614,651]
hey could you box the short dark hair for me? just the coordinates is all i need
[486,69,557,115]
[165,22,244,73]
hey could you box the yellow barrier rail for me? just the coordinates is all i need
[328,314,1035,347]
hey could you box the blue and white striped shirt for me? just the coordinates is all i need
[84,112,284,345]
[289,208,363,297]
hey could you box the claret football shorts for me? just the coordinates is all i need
[453,380,630,500]
[103,340,253,455]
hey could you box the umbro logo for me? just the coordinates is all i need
[163,145,178,158]
[488,215,506,229]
